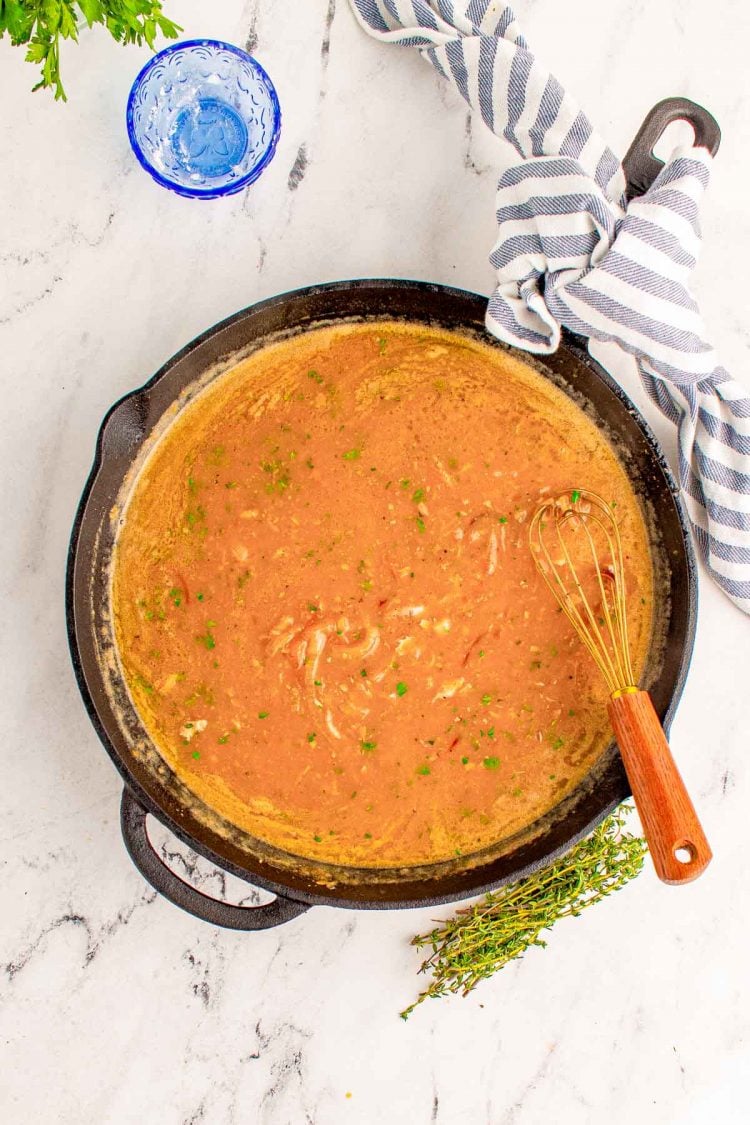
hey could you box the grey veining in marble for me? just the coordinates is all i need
[1,2,749,1122]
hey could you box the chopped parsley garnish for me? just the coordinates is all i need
[551,737,565,750]
[364,831,373,839]
[308,603,320,613]
[399,478,410,489]
[461,756,470,765]
[498,515,508,524]
[416,764,431,776]
[342,448,362,461]
[481,693,493,706]
[197,629,215,650]
[483,756,500,769]
[307,732,317,743]
[196,592,205,602]
[313,834,322,842]
[360,668,368,678]
[258,710,269,719]
[415,517,426,534]
[218,734,229,744]
[360,740,377,753]
[412,488,425,503]
[571,489,581,504]
[191,750,200,760]
[307,369,324,384]
[168,587,182,607]
[396,681,408,697]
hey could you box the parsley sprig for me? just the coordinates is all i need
[0,1,181,100]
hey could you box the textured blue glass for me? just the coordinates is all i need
[126,40,281,199]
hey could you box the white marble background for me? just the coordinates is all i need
[1,2,748,1122]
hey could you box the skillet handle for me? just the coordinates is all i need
[622,96,721,201]
[120,789,311,930]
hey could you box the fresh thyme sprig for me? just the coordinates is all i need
[401,805,646,1019]
[0,1,181,101]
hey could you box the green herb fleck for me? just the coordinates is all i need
[313,834,322,843]
[360,740,377,753]
[571,489,581,504]
[481,693,493,706]
[307,732,317,744]
[168,587,182,608]
[191,750,200,760]
[396,681,408,697]
[416,763,431,776]
[308,603,320,613]
[412,488,425,503]
[258,710,269,720]
[483,756,500,770]
[196,629,215,650]
[461,756,470,765]
[551,737,564,750]
[307,369,324,384]
[415,517,426,534]
[342,448,362,461]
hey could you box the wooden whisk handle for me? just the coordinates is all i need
[607,691,712,885]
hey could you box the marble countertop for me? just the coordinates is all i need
[2,2,748,1122]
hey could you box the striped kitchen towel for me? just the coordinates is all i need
[349,0,750,614]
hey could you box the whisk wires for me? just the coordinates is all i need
[529,489,636,695]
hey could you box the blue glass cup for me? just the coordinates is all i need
[126,39,281,199]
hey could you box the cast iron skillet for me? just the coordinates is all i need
[66,99,716,930]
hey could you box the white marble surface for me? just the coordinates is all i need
[1,2,749,1122]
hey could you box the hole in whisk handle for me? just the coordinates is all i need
[674,842,698,866]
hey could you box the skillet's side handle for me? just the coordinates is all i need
[622,96,721,201]
[120,788,311,930]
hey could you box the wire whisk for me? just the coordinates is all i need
[529,488,711,885]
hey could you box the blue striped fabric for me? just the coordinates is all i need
[349,0,750,614]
